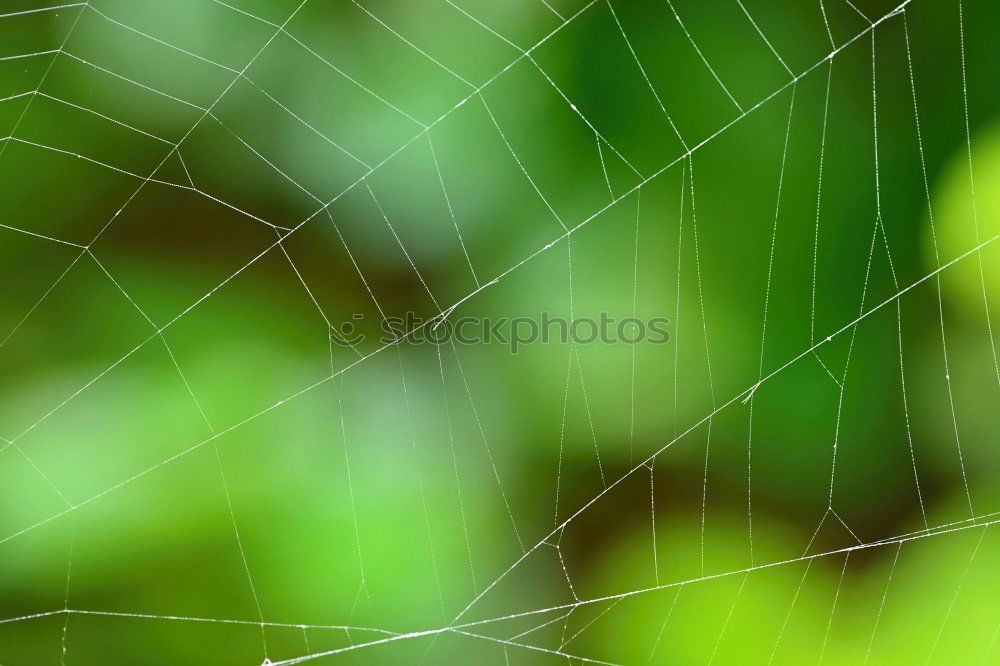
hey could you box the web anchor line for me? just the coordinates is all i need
[267,513,1000,665]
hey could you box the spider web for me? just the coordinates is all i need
[0,0,998,663]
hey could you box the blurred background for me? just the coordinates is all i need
[1,0,999,663]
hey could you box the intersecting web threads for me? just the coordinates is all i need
[1,0,999,664]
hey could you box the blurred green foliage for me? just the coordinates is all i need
[1,0,999,663]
